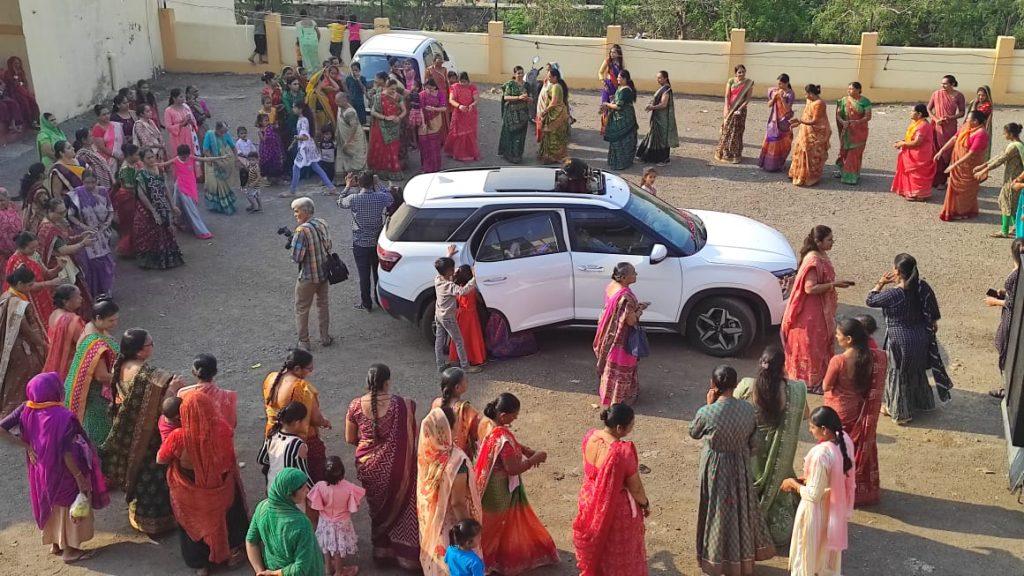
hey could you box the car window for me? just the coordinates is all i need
[353,54,392,84]
[475,212,563,262]
[427,42,444,61]
[386,205,475,242]
[566,208,653,255]
[623,183,706,256]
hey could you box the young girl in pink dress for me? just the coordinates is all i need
[308,456,365,576]
[160,144,217,239]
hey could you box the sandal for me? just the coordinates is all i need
[989,388,1006,399]
[63,549,98,564]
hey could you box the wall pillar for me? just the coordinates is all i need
[727,28,746,77]
[991,35,1016,101]
[857,32,878,91]
[158,8,179,71]
[605,25,622,51]
[487,20,504,83]
[374,17,390,34]
[265,12,282,72]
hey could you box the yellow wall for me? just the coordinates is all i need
[158,13,1024,105]
[19,0,163,121]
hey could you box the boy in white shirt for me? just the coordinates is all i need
[235,126,262,212]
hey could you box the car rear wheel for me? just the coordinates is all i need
[419,300,436,344]
[685,296,757,357]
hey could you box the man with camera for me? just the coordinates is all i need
[338,171,395,312]
[286,197,334,349]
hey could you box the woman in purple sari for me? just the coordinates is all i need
[67,171,116,298]
[345,364,420,570]
[0,372,109,562]
[598,45,624,135]
[593,262,647,406]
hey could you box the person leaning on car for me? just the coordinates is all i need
[338,171,394,312]
[290,196,335,350]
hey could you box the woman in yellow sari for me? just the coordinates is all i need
[416,406,482,576]
[538,68,570,164]
[262,348,330,482]
[305,66,341,136]
[789,84,832,187]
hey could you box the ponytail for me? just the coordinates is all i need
[439,367,465,409]
[266,348,314,405]
[835,427,853,475]
[109,328,150,416]
[268,401,308,439]
[448,518,481,550]
[810,406,853,475]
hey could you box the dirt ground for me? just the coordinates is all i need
[0,72,1022,576]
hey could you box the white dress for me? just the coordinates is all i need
[294,117,321,168]
[789,442,846,576]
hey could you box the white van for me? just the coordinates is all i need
[352,33,456,84]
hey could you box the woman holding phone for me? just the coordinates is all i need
[593,262,649,406]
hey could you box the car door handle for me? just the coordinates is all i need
[577,265,605,272]
[481,276,507,284]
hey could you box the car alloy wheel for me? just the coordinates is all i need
[694,307,745,352]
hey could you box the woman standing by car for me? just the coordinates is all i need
[594,262,647,406]
[782,225,855,394]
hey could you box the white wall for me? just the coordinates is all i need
[20,0,163,121]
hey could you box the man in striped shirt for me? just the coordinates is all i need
[291,197,334,349]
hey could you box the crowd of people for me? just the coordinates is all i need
[0,15,1018,576]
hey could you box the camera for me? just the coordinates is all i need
[277,226,294,249]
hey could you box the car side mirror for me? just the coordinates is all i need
[650,243,668,264]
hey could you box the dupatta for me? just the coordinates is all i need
[726,78,754,116]
[36,114,66,168]
[807,436,855,552]
[473,425,521,494]
[64,332,117,421]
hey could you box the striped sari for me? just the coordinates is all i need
[758,87,795,172]
[63,332,117,444]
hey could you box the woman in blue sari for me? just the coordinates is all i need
[201,122,238,215]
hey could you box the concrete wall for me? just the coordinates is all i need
[19,0,163,121]
[158,12,1024,105]
[166,0,236,25]
[0,0,29,91]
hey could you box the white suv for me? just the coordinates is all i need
[376,167,798,357]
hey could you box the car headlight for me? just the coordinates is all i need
[773,268,797,300]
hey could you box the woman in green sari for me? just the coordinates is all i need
[735,345,808,548]
[245,468,324,576]
[100,328,183,535]
[834,81,872,185]
[499,66,532,164]
[537,68,569,164]
[602,70,638,171]
[36,113,66,169]
[637,70,679,166]
[295,10,321,72]
[64,299,120,444]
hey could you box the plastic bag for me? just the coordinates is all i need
[69,492,91,519]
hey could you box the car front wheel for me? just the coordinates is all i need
[685,296,757,357]
[419,300,437,344]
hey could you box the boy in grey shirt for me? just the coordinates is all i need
[434,245,482,373]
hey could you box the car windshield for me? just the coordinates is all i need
[353,54,395,83]
[623,183,707,256]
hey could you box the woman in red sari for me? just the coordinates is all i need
[927,75,966,188]
[573,403,648,576]
[938,110,989,222]
[3,57,39,128]
[368,79,406,180]
[594,263,646,406]
[42,285,85,380]
[781,226,855,394]
[3,231,63,329]
[36,199,93,317]
[822,318,886,507]
[444,72,480,162]
[449,265,486,366]
[891,104,937,201]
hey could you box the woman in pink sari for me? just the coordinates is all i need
[781,406,855,576]
[758,74,795,172]
[891,104,937,200]
[927,75,966,188]
[419,80,447,173]
[163,88,200,179]
[444,72,480,162]
[89,104,123,176]
[593,263,647,406]
[938,110,989,221]
[572,403,648,576]
[781,226,854,394]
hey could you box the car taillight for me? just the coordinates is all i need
[377,245,402,272]
[774,269,797,300]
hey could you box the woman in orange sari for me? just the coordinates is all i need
[822,318,886,507]
[781,225,855,394]
[367,79,406,180]
[938,110,989,221]
[572,403,649,576]
[928,75,966,188]
[41,285,85,380]
[444,72,480,162]
[262,348,330,482]
[758,74,795,172]
[891,104,937,201]
[834,82,872,185]
[714,65,753,164]
[431,367,491,460]
[474,393,558,575]
[4,231,62,328]
[157,392,248,573]
[789,84,832,187]
[416,406,482,576]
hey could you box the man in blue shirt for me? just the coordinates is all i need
[338,172,394,311]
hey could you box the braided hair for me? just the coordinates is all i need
[366,363,391,438]
[811,406,853,474]
[752,346,786,427]
[266,349,314,405]
[838,317,874,398]
[109,328,149,415]
[439,367,465,426]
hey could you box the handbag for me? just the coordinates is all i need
[626,325,651,358]
[309,222,349,284]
